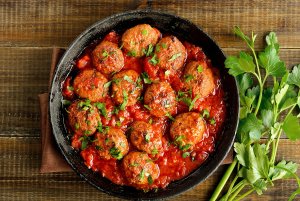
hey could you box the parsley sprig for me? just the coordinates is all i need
[210,27,300,201]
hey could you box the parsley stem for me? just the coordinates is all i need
[223,174,239,201]
[234,189,255,201]
[228,182,246,201]
[209,157,238,201]
[270,128,282,165]
[289,188,300,201]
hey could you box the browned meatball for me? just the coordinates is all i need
[184,61,216,98]
[68,100,101,135]
[170,112,205,149]
[155,36,187,71]
[111,70,143,106]
[121,24,160,57]
[94,127,129,160]
[92,40,124,75]
[73,69,109,102]
[122,152,160,185]
[144,82,176,117]
[130,121,162,155]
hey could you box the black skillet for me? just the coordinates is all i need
[49,9,239,200]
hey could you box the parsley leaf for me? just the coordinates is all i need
[141,72,152,84]
[282,114,300,140]
[184,74,194,82]
[197,64,203,73]
[94,102,107,117]
[169,53,182,61]
[149,54,159,65]
[287,65,300,87]
[119,90,128,110]
[225,52,256,76]
[109,147,123,160]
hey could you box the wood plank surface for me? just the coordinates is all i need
[0,0,300,200]
[0,0,300,49]
[0,137,299,200]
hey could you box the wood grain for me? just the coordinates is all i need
[0,0,299,49]
[0,137,299,200]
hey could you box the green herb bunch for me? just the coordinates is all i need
[210,27,300,201]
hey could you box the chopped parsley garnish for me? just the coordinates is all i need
[144,104,152,111]
[148,175,153,185]
[75,123,80,130]
[86,120,91,125]
[148,118,153,124]
[81,140,88,150]
[116,121,121,127]
[102,50,109,59]
[112,78,121,86]
[119,90,128,110]
[79,135,92,150]
[104,81,112,88]
[95,145,103,150]
[62,99,71,106]
[189,94,200,111]
[180,144,192,151]
[78,99,92,110]
[151,148,159,155]
[197,64,203,73]
[129,162,139,167]
[149,54,159,65]
[84,130,91,135]
[182,152,190,158]
[141,72,152,84]
[155,45,160,52]
[67,86,74,91]
[119,43,124,49]
[202,109,210,118]
[184,74,194,82]
[168,53,182,61]
[165,70,171,76]
[143,44,154,57]
[141,29,148,36]
[139,169,145,180]
[165,112,175,121]
[127,50,137,57]
[144,132,151,143]
[96,121,103,132]
[94,102,107,117]
[210,118,216,125]
[161,43,167,49]
[123,75,134,83]
[109,147,123,160]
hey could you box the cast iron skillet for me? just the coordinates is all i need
[49,9,239,200]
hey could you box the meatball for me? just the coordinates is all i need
[170,112,205,149]
[111,70,143,106]
[144,82,176,117]
[73,69,109,102]
[122,151,160,185]
[92,40,124,75]
[68,100,101,135]
[122,24,160,57]
[183,61,216,98]
[155,36,187,71]
[130,121,162,155]
[94,127,129,160]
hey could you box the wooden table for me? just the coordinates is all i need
[1,1,299,200]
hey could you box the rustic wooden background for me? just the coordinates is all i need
[0,0,300,200]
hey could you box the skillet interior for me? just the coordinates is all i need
[49,9,239,200]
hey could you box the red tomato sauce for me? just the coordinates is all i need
[62,29,226,191]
